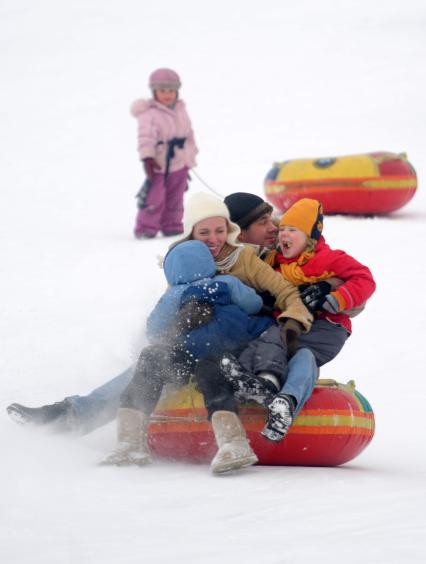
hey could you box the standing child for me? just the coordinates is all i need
[220,198,376,441]
[131,68,198,238]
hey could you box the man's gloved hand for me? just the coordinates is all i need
[143,158,161,181]
[280,319,303,357]
[299,281,331,313]
[174,300,214,335]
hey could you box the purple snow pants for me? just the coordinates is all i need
[134,166,188,237]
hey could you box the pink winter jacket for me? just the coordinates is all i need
[130,98,198,174]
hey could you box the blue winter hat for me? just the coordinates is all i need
[163,240,216,285]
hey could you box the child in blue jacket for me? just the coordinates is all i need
[146,240,273,359]
[101,240,273,467]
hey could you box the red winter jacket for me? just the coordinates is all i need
[272,236,376,333]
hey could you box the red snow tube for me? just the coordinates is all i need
[264,151,417,214]
[147,379,375,467]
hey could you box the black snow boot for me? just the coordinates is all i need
[220,354,279,407]
[6,398,76,432]
[261,393,296,442]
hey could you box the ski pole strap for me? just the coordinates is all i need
[165,137,186,178]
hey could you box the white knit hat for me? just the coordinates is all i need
[177,192,241,245]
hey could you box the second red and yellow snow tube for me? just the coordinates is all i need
[264,151,417,214]
[147,379,375,467]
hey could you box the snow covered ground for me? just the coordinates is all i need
[1,0,426,562]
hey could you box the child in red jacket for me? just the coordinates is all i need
[222,198,376,441]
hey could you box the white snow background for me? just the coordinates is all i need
[1,0,426,562]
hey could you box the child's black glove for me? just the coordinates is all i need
[280,319,303,357]
[299,281,332,313]
[174,300,214,335]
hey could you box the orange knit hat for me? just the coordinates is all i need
[279,198,324,240]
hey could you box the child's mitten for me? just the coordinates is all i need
[299,281,331,313]
[174,300,214,334]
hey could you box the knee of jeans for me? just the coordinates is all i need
[290,348,318,381]
[297,347,315,359]
[296,347,317,366]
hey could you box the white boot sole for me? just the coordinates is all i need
[211,453,258,475]
[99,452,152,467]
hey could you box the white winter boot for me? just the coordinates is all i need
[100,408,152,466]
[210,410,258,475]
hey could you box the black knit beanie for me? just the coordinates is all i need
[224,192,273,229]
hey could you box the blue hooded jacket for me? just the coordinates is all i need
[146,241,274,358]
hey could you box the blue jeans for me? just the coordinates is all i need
[280,348,319,415]
[66,365,135,433]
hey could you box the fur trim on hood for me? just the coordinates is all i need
[130,98,186,117]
